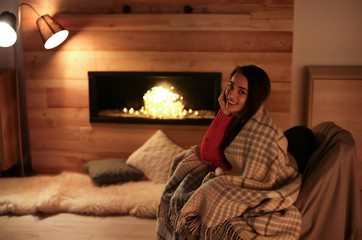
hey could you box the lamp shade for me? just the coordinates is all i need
[0,11,17,47]
[36,14,69,49]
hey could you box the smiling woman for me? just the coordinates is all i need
[157,65,302,239]
[200,65,272,172]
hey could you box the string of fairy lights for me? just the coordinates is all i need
[121,85,199,119]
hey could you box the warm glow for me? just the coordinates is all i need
[44,29,69,49]
[0,22,17,47]
[143,86,185,119]
[97,85,215,120]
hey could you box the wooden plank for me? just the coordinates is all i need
[94,51,292,82]
[308,65,362,80]
[0,214,157,240]
[26,79,89,108]
[25,88,47,108]
[23,51,96,80]
[250,8,293,19]
[30,124,207,154]
[27,108,90,128]
[23,51,291,82]
[31,153,86,174]
[47,88,88,108]
[29,127,81,151]
[111,0,294,6]
[30,147,134,172]
[19,0,115,15]
[21,0,293,15]
[112,1,293,14]
[78,124,207,152]
[22,30,292,52]
[25,14,292,32]
[26,79,88,88]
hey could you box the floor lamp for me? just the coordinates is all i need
[0,2,69,175]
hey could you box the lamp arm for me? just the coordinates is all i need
[16,2,41,32]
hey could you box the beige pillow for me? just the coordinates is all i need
[126,130,184,183]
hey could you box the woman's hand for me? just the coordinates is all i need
[191,145,201,159]
[218,88,231,116]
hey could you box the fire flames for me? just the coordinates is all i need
[98,85,214,120]
[123,85,197,119]
[143,86,186,119]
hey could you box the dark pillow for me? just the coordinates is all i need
[284,126,318,174]
[82,158,144,185]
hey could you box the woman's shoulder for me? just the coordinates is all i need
[249,106,281,133]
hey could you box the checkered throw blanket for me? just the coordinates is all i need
[157,107,302,240]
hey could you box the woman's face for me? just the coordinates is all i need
[225,72,248,113]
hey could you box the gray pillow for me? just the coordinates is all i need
[82,158,144,184]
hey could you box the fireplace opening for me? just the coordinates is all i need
[88,71,221,125]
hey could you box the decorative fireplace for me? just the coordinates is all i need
[88,71,221,125]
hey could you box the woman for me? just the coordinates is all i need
[199,65,271,175]
[157,65,302,240]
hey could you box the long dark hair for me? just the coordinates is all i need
[221,65,271,148]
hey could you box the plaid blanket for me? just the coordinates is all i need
[157,107,302,240]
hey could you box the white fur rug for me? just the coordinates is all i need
[0,172,165,218]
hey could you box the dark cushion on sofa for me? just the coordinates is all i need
[284,126,318,174]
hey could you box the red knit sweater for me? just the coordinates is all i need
[200,110,233,170]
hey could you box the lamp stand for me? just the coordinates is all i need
[14,44,25,176]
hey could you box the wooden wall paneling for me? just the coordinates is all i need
[22,0,293,15]
[29,124,209,174]
[31,152,91,174]
[21,13,293,38]
[21,0,293,173]
[22,14,293,52]
[78,124,207,153]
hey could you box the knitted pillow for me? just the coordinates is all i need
[126,130,184,183]
[83,158,144,185]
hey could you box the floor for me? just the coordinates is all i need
[0,192,361,240]
[0,214,157,240]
